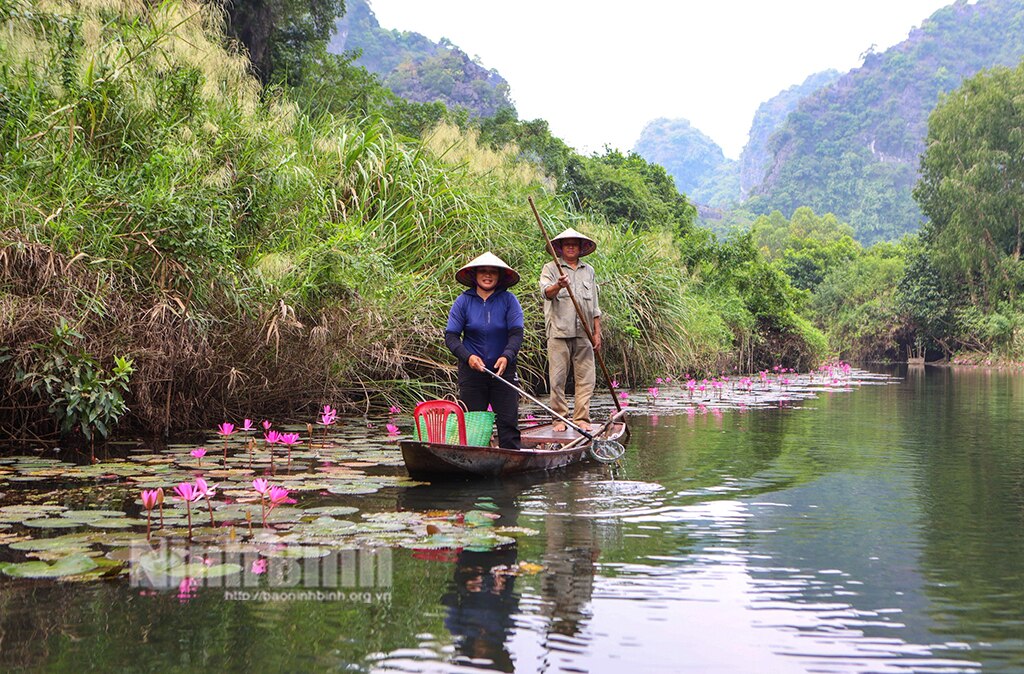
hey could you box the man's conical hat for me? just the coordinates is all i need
[549,227,597,257]
[455,251,521,288]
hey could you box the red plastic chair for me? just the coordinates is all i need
[413,400,467,445]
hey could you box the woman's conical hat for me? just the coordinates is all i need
[549,227,597,257]
[455,251,521,288]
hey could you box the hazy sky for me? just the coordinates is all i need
[368,0,954,159]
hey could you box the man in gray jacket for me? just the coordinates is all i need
[539,228,601,432]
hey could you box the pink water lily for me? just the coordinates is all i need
[264,430,282,444]
[610,379,619,389]
[251,558,268,575]
[252,478,270,495]
[217,422,235,465]
[279,432,301,461]
[262,419,272,431]
[141,489,159,511]
[386,423,400,435]
[174,482,201,502]
[267,485,290,507]
[173,481,201,539]
[190,447,207,464]
[140,489,159,539]
[388,405,401,415]
[648,386,659,399]
[242,419,254,431]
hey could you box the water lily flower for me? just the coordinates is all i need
[262,419,272,431]
[155,487,165,527]
[279,432,301,461]
[526,413,536,421]
[217,422,235,465]
[386,423,400,435]
[252,478,270,495]
[264,430,282,444]
[251,558,268,575]
[242,419,254,432]
[190,447,207,464]
[656,377,664,384]
[388,405,401,415]
[140,489,159,539]
[267,486,289,508]
[648,387,659,400]
[610,380,620,389]
[174,482,201,539]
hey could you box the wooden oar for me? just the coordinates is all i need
[529,196,622,412]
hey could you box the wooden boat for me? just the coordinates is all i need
[401,413,629,479]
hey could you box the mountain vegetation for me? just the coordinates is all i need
[748,0,1024,244]
[738,70,840,200]
[327,0,513,118]
[632,118,737,208]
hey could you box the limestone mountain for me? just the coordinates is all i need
[328,0,513,117]
[749,0,1024,244]
[632,118,738,208]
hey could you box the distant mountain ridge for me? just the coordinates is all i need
[328,0,513,117]
[750,0,1024,243]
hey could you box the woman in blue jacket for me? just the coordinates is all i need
[445,252,524,449]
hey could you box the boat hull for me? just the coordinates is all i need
[400,419,628,479]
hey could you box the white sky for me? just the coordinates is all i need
[367,0,953,159]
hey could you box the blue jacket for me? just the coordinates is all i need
[445,288,524,367]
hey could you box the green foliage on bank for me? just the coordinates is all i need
[0,0,824,439]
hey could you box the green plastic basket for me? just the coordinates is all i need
[416,411,494,446]
[450,411,495,447]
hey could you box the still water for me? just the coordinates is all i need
[2,366,1023,673]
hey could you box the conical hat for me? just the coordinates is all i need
[455,252,521,288]
[549,227,597,257]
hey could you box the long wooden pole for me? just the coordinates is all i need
[529,196,622,412]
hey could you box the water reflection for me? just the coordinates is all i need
[441,546,520,671]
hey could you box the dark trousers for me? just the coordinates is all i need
[457,363,521,449]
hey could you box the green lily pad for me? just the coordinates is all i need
[1,553,98,578]
[61,510,127,521]
[262,546,331,559]
[304,506,359,516]
[23,518,83,529]
[88,517,146,529]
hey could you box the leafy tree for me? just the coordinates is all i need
[913,60,1024,311]
[563,149,696,236]
[214,0,346,85]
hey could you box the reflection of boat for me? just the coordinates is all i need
[400,416,629,480]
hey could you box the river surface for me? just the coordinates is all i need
[1,365,1023,673]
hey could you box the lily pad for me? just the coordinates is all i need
[304,506,359,516]
[262,546,331,559]
[61,510,127,521]
[23,518,83,529]
[1,553,98,578]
